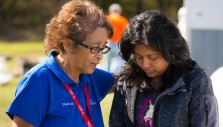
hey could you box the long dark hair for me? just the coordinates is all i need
[118,10,194,91]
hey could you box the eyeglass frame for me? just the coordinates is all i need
[74,40,111,54]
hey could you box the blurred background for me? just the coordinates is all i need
[1,0,223,126]
[0,0,183,41]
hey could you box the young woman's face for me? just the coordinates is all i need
[69,27,109,74]
[134,44,169,78]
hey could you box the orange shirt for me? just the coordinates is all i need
[107,13,128,43]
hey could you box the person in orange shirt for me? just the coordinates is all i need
[105,3,128,73]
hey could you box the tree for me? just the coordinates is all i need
[0,0,183,41]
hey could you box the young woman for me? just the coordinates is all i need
[109,10,219,127]
[6,0,114,127]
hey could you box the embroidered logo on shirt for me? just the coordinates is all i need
[90,99,96,105]
[62,102,75,106]
[61,100,96,107]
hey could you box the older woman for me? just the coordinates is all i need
[6,0,114,127]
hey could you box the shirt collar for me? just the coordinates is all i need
[45,51,90,87]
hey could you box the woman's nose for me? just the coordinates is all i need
[96,50,103,60]
[142,58,151,68]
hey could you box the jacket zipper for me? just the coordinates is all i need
[204,98,208,127]
[152,82,185,126]
[168,88,186,95]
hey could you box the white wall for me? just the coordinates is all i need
[185,0,223,30]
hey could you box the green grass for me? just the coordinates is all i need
[0,77,21,127]
[0,41,45,57]
[101,93,114,126]
[0,41,114,127]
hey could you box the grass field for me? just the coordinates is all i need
[0,42,114,127]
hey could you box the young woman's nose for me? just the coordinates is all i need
[142,58,151,68]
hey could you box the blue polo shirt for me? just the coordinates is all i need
[6,52,115,127]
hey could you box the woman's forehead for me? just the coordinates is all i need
[84,28,108,47]
[134,44,159,54]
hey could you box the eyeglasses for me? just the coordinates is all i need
[75,40,111,54]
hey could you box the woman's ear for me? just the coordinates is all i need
[63,39,72,53]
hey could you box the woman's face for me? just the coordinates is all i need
[134,44,169,78]
[68,27,109,74]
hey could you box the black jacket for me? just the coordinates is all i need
[109,63,219,127]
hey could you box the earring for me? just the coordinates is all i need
[128,53,135,63]
[129,53,134,59]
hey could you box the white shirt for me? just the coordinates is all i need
[210,66,223,126]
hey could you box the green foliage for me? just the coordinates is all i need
[0,0,68,41]
[0,41,45,58]
[0,0,182,41]
[0,77,21,127]
[0,0,67,28]
[93,0,183,20]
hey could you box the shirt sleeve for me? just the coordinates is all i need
[90,68,115,101]
[189,75,219,127]
[6,67,50,127]
[109,80,126,127]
